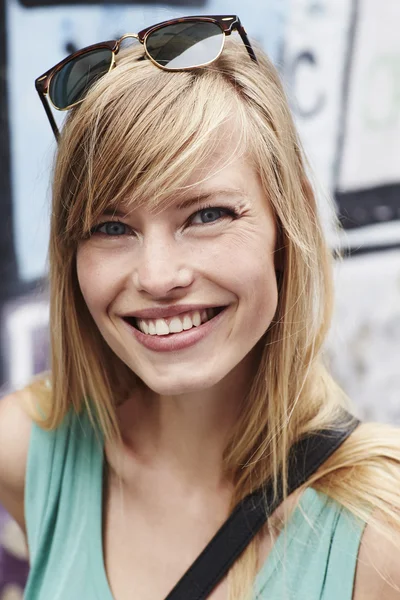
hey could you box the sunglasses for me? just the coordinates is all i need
[35,15,257,141]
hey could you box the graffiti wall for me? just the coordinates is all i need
[0,0,399,596]
[282,0,400,425]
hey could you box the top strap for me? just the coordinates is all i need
[165,413,360,600]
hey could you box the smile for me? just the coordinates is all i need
[124,307,225,336]
[121,306,229,352]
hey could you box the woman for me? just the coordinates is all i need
[0,15,399,600]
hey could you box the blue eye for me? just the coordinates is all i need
[191,207,235,225]
[92,221,128,236]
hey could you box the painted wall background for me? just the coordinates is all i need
[0,0,399,596]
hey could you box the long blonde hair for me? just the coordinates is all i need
[29,38,400,598]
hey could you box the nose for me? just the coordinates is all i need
[133,233,194,298]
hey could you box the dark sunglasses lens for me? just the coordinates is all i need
[49,48,113,109]
[145,21,224,69]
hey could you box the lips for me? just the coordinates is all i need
[122,303,225,321]
[123,306,226,332]
[122,304,230,352]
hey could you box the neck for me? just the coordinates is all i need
[114,349,259,492]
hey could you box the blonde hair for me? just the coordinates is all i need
[29,38,400,598]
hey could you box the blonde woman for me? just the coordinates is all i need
[0,15,399,600]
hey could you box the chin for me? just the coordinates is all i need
[139,371,227,397]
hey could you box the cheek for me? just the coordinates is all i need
[217,235,277,294]
[76,247,119,320]
[218,238,278,326]
[243,260,278,320]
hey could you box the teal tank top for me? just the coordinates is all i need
[24,408,366,599]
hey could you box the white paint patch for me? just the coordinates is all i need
[326,249,400,424]
[338,0,400,191]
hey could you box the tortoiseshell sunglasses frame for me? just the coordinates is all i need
[35,14,257,140]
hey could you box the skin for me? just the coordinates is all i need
[76,141,281,494]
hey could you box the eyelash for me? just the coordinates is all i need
[89,205,239,237]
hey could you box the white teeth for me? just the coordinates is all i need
[155,319,170,335]
[169,317,184,333]
[182,315,193,330]
[136,307,220,336]
[192,311,201,327]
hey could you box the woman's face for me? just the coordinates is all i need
[76,143,280,396]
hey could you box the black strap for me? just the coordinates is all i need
[165,412,360,600]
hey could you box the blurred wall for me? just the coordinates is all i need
[0,0,399,596]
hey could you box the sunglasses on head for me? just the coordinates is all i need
[35,15,257,141]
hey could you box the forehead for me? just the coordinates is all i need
[123,131,258,206]
[118,149,257,216]
[185,141,249,188]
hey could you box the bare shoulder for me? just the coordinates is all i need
[0,388,36,533]
[353,509,400,599]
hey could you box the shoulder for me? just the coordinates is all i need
[0,388,37,533]
[353,508,400,599]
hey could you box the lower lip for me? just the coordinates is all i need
[122,307,229,352]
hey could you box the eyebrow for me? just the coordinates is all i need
[100,189,248,218]
[101,208,129,218]
[177,189,248,210]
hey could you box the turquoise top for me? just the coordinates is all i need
[24,408,366,599]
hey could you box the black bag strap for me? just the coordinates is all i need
[165,412,360,600]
